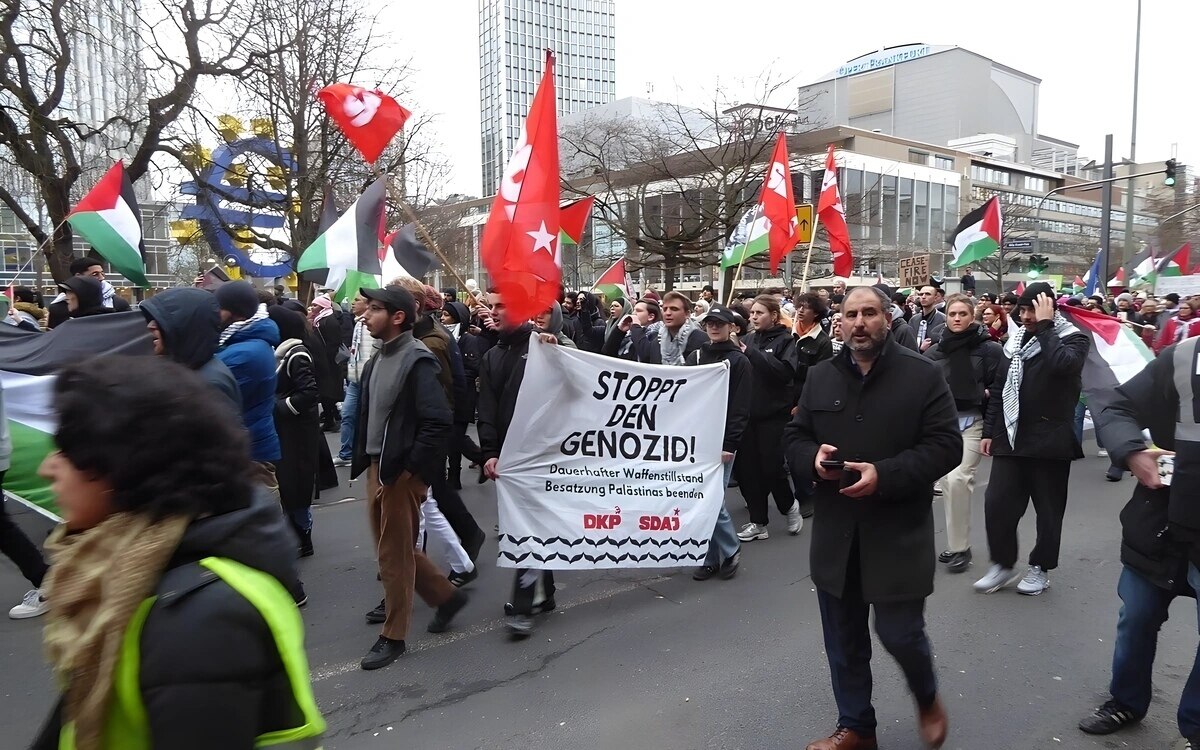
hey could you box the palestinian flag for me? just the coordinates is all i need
[949,196,1001,268]
[300,184,340,286]
[67,161,150,287]
[0,312,152,517]
[382,223,439,280]
[559,196,594,246]
[592,258,631,302]
[720,204,768,269]
[1155,242,1191,278]
[1108,267,1127,289]
[296,177,386,293]
[1061,305,1152,414]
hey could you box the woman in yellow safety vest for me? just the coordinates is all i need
[30,355,325,750]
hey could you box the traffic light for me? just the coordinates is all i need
[1166,159,1177,187]
[1027,254,1049,279]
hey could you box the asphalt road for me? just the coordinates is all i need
[2,434,1197,750]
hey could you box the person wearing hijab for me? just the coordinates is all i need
[692,298,710,324]
[306,295,345,432]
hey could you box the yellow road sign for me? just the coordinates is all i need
[795,204,814,245]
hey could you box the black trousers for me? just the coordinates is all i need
[816,544,937,735]
[0,480,48,589]
[511,568,555,614]
[737,414,795,525]
[431,471,484,552]
[984,456,1071,570]
[447,422,483,478]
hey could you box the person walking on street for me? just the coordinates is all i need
[30,356,324,750]
[686,304,750,582]
[602,298,664,363]
[140,287,241,416]
[440,300,488,487]
[336,294,378,467]
[791,291,835,518]
[975,283,1090,596]
[737,294,802,541]
[46,257,130,328]
[912,285,947,353]
[1076,337,1200,745]
[657,291,707,365]
[784,286,961,750]
[350,286,467,670]
[268,307,322,558]
[308,295,345,432]
[925,294,1007,574]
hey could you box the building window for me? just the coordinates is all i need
[934,155,954,170]
[913,180,929,248]
[898,178,913,245]
[908,150,929,166]
[881,175,897,246]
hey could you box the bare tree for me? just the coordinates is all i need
[0,0,286,281]
[560,79,823,292]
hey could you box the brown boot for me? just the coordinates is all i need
[918,696,949,748]
[805,726,878,750]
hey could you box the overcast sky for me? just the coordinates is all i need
[380,0,1197,197]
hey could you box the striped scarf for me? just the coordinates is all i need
[1001,311,1079,447]
[219,303,269,346]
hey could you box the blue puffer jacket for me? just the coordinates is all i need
[217,317,282,462]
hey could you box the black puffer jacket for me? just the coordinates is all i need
[687,340,752,453]
[742,324,797,421]
[32,490,303,750]
[478,324,534,460]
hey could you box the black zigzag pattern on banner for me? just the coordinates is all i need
[498,534,709,564]
[499,534,708,549]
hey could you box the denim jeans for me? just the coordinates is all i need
[703,456,740,567]
[1074,400,1086,445]
[1178,563,1200,738]
[338,380,360,461]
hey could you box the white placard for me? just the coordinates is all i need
[1155,276,1200,297]
[496,335,729,569]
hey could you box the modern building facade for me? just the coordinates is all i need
[478,0,616,195]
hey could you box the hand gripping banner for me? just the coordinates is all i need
[496,335,728,569]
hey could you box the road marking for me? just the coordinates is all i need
[311,574,671,682]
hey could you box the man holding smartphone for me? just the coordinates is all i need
[784,286,962,750]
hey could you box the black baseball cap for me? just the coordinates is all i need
[702,303,737,326]
[361,286,417,320]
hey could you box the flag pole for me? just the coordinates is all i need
[800,211,823,292]
[372,170,475,296]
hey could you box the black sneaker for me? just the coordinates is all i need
[1106,465,1124,482]
[503,598,556,616]
[365,599,386,624]
[427,590,469,633]
[693,565,718,581]
[938,549,955,564]
[1078,699,1142,735]
[464,530,486,564]
[298,530,314,558]
[360,636,406,670]
[448,568,478,588]
[719,551,741,580]
[506,614,534,638]
[947,549,972,574]
[293,582,308,607]
[798,499,815,519]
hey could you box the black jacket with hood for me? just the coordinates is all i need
[32,490,304,750]
[478,323,535,460]
[47,279,129,328]
[57,276,116,321]
[742,323,797,421]
[687,340,751,453]
[444,301,492,422]
[141,288,241,417]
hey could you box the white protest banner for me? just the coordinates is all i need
[1156,276,1200,297]
[496,334,729,569]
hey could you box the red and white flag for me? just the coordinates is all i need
[762,133,798,275]
[317,83,411,164]
[817,145,853,278]
[480,51,561,324]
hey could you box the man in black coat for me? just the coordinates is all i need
[1077,338,1200,743]
[46,256,131,328]
[975,282,1090,597]
[783,286,961,750]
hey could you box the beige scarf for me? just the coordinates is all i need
[43,512,190,750]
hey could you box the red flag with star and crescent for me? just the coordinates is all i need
[817,144,853,278]
[763,132,798,274]
[317,83,411,164]
[480,51,561,324]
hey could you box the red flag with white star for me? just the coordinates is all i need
[317,83,411,164]
[762,133,798,274]
[480,51,561,324]
[817,144,853,278]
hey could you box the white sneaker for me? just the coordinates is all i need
[736,522,769,542]
[973,564,1022,594]
[9,588,48,619]
[1017,566,1050,595]
[933,481,943,496]
[786,502,804,535]
[332,457,351,468]
[1098,449,1109,458]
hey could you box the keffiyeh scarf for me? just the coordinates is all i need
[219,303,270,346]
[1001,311,1079,447]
